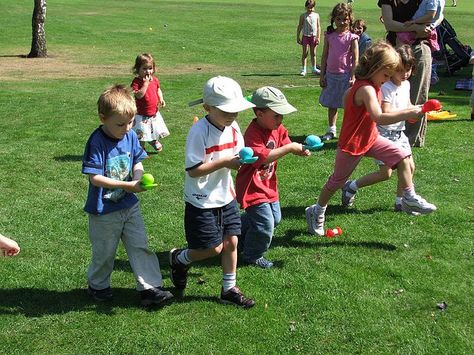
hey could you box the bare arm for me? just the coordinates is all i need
[134,76,151,99]
[89,162,145,193]
[264,143,310,164]
[406,10,436,25]
[158,87,166,107]
[316,14,321,44]
[350,39,359,86]
[319,36,329,87]
[296,14,304,43]
[187,156,241,178]
[381,4,428,37]
[356,85,423,125]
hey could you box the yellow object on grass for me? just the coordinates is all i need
[427,111,457,120]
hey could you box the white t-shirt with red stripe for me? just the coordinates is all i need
[184,116,244,209]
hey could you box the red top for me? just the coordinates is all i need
[236,120,291,210]
[131,76,160,116]
[338,79,380,155]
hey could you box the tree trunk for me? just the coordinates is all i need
[28,0,47,58]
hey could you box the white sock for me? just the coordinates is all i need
[222,273,236,292]
[177,249,192,265]
[403,186,416,199]
[328,125,337,135]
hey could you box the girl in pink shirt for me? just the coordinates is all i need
[318,3,358,142]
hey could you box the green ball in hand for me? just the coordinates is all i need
[141,173,154,185]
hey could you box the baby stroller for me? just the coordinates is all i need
[434,19,471,75]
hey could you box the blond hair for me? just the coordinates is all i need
[97,84,136,119]
[355,40,400,80]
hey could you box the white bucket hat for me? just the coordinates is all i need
[189,76,255,113]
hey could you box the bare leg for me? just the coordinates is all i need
[356,165,392,188]
[328,107,338,128]
[188,244,223,262]
[310,43,316,69]
[301,45,308,71]
[317,185,336,207]
[396,157,413,189]
[397,156,415,197]
[221,236,238,274]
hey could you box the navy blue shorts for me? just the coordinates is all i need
[184,199,241,249]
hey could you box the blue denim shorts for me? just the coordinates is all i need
[184,200,241,249]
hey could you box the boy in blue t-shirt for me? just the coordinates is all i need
[82,84,173,306]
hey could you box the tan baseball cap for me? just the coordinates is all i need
[251,86,297,115]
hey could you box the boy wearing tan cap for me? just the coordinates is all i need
[236,87,310,269]
[169,76,255,308]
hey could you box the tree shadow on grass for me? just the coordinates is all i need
[0,54,27,58]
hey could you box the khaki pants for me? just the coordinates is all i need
[87,203,163,291]
[406,42,432,147]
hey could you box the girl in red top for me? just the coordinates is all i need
[131,53,169,152]
[306,41,436,236]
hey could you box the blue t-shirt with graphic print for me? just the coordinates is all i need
[82,127,147,215]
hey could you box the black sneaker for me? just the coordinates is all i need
[140,287,174,306]
[169,248,189,290]
[220,286,255,308]
[87,286,113,302]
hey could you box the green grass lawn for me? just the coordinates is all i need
[0,0,473,353]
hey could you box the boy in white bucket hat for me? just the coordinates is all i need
[236,87,311,269]
[169,76,256,308]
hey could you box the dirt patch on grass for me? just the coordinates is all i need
[0,53,222,81]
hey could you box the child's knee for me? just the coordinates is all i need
[206,244,223,257]
[222,236,238,251]
[379,168,392,181]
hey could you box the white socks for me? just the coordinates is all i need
[223,273,236,292]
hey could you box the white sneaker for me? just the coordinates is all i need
[341,180,356,207]
[305,204,325,236]
[401,194,437,215]
[312,67,321,75]
[300,69,306,76]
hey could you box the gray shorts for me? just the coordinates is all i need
[374,128,411,166]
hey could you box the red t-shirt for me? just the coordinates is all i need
[338,79,380,155]
[131,76,160,116]
[236,120,291,210]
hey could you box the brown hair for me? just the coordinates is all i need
[396,44,416,73]
[327,3,353,33]
[97,84,136,119]
[355,40,400,80]
[305,0,315,8]
[353,19,367,32]
[133,53,156,75]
